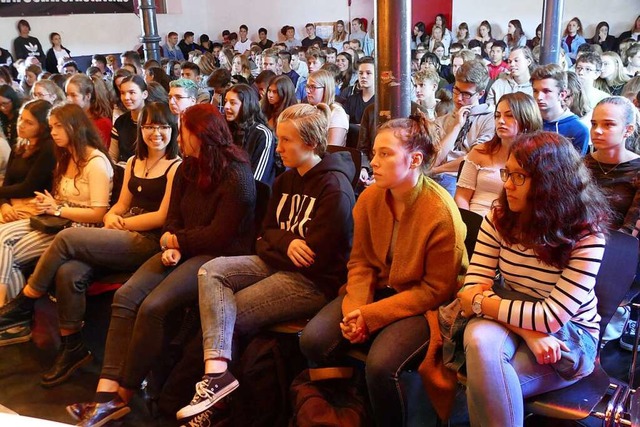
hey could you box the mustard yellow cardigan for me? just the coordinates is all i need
[342,174,468,333]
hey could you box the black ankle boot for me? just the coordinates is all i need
[0,291,36,331]
[41,333,93,388]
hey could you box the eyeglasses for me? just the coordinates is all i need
[499,169,528,186]
[168,94,193,101]
[305,84,325,91]
[33,92,51,99]
[575,66,599,73]
[452,86,478,100]
[141,125,172,133]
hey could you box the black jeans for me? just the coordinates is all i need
[100,253,212,390]
[299,294,430,427]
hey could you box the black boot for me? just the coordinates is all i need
[0,291,36,331]
[41,332,93,388]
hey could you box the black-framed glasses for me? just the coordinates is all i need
[141,125,171,133]
[452,86,477,100]
[500,169,528,186]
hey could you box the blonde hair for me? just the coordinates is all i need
[413,69,440,85]
[32,79,65,105]
[277,103,332,156]
[308,70,337,105]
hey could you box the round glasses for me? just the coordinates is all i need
[499,169,528,186]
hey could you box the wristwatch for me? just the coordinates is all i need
[53,206,62,217]
[472,294,485,316]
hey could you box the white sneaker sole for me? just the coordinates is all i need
[176,379,239,420]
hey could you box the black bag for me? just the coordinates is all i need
[30,214,71,234]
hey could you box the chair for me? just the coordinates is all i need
[458,208,483,259]
[254,180,272,233]
[523,230,639,425]
[346,123,361,149]
[327,145,363,190]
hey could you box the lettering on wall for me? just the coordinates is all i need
[0,0,134,16]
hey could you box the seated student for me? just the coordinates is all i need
[65,74,112,148]
[180,61,211,104]
[561,17,587,63]
[486,47,534,106]
[624,43,640,79]
[32,77,65,105]
[0,103,180,376]
[457,131,609,426]
[208,69,233,113]
[66,104,256,426]
[343,56,375,124]
[20,64,40,96]
[597,52,630,96]
[456,92,542,216]
[300,112,466,427]
[257,27,274,50]
[277,50,300,88]
[585,96,640,350]
[110,75,148,164]
[576,52,611,110]
[176,103,355,421]
[168,78,198,117]
[61,60,80,75]
[503,19,527,55]
[433,60,495,196]
[295,48,326,101]
[254,70,276,100]
[336,51,357,94]
[161,31,185,62]
[305,70,349,146]
[283,25,302,49]
[487,40,509,80]
[178,31,204,60]
[0,103,113,337]
[224,84,276,185]
[0,100,55,300]
[421,52,452,88]
[261,74,297,129]
[531,64,590,154]
[413,69,440,119]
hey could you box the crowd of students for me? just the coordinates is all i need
[0,12,638,427]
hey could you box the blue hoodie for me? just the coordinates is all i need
[543,110,590,155]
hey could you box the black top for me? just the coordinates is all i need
[0,140,55,205]
[301,36,323,48]
[45,46,71,74]
[585,154,640,234]
[0,48,13,66]
[12,36,45,61]
[258,39,274,50]
[0,114,17,148]
[256,152,356,298]
[343,93,375,124]
[128,157,180,213]
[111,112,138,163]
[164,159,256,259]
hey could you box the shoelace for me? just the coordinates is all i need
[193,380,217,402]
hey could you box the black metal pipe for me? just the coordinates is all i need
[138,0,162,62]
[540,0,564,65]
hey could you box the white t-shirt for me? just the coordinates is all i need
[234,39,252,54]
[329,104,349,146]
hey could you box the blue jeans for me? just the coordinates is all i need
[432,173,457,197]
[464,317,580,427]
[299,294,430,427]
[198,255,328,362]
[27,227,160,330]
[100,253,213,389]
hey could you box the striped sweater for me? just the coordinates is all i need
[464,212,606,340]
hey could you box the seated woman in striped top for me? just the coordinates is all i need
[457,131,610,427]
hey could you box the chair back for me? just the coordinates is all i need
[594,230,638,343]
[327,145,363,190]
[458,208,483,260]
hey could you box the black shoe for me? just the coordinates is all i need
[0,324,31,347]
[66,402,95,422]
[41,342,93,388]
[176,371,239,420]
[76,397,130,427]
[621,319,638,351]
[0,291,35,331]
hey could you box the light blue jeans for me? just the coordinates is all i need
[198,255,328,362]
[464,317,580,427]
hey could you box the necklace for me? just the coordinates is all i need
[137,156,164,192]
[593,153,625,176]
[144,156,164,177]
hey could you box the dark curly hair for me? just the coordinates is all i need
[492,131,610,269]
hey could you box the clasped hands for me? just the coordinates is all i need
[33,190,58,216]
[340,309,369,344]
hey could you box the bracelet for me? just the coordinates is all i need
[160,235,168,251]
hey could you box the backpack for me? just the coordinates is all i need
[289,369,368,427]
[230,332,306,427]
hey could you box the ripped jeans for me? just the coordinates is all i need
[198,255,328,362]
